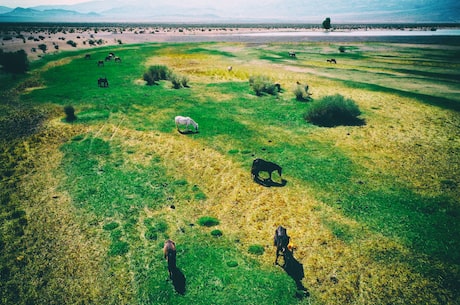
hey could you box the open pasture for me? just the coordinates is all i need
[1,41,459,305]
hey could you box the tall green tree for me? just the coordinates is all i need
[322,17,332,30]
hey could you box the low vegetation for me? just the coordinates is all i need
[0,39,459,305]
[304,94,363,127]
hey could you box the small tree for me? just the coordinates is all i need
[322,17,332,31]
[0,49,29,74]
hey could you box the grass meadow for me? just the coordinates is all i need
[1,40,459,305]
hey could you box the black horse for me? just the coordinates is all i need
[251,158,282,181]
[274,225,290,266]
[98,77,109,87]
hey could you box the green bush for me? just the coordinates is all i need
[143,65,171,85]
[249,75,278,96]
[170,73,182,89]
[304,94,363,127]
[0,49,29,74]
[248,244,264,255]
[102,222,119,231]
[211,229,223,237]
[198,216,220,227]
[64,105,77,122]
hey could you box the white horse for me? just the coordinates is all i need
[175,116,199,133]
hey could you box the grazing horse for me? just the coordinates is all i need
[274,226,290,265]
[114,56,121,63]
[97,60,104,67]
[163,240,177,279]
[251,158,282,181]
[84,54,91,59]
[288,52,296,57]
[327,58,337,64]
[98,77,108,87]
[175,116,199,133]
[105,55,112,61]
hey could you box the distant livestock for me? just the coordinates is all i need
[175,116,199,133]
[274,226,290,266]
[84,54,91,59]
[327,58,337,64]
[227,66,232,72]
[97,60,104,67]
[98,77,109,87]
[114,56,122,63]
[288,52,296,57]
[251,158,282,182]
[163,240,177,280]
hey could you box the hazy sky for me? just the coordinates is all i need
[0,0,93,6]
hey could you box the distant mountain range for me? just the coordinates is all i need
[0,0,459,23]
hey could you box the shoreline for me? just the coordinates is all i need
[1,24,459,61]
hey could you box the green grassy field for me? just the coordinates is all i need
[1,41,459,305]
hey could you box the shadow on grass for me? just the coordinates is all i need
[177,129,199,135]
[281,250,309,299]
[171,267,186,295]
[253,176,287,187]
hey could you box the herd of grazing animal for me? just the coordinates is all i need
[84,50,330,290]
[87,51,122,87]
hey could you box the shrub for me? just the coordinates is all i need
[304,94,363,127]
[67,40,77,47]
[170,73,182,89]
[63,105,77,122]
[0,49,29,74]
[210,229,223,237]
[38,44,47,52]
[198,216,220,227]
[249,75,278,96]
[143,65,170,85]
[103,222,119,231]
[248,244,264,255]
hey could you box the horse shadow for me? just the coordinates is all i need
[253,176,287,187]
[171,267,186,295]
[281,250,309,299]
[178,130,198,135]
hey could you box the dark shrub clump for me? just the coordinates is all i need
[64,105,77,122]
[304,94,364,127]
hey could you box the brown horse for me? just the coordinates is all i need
[163,239,177,279]
[274,226,290,265]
